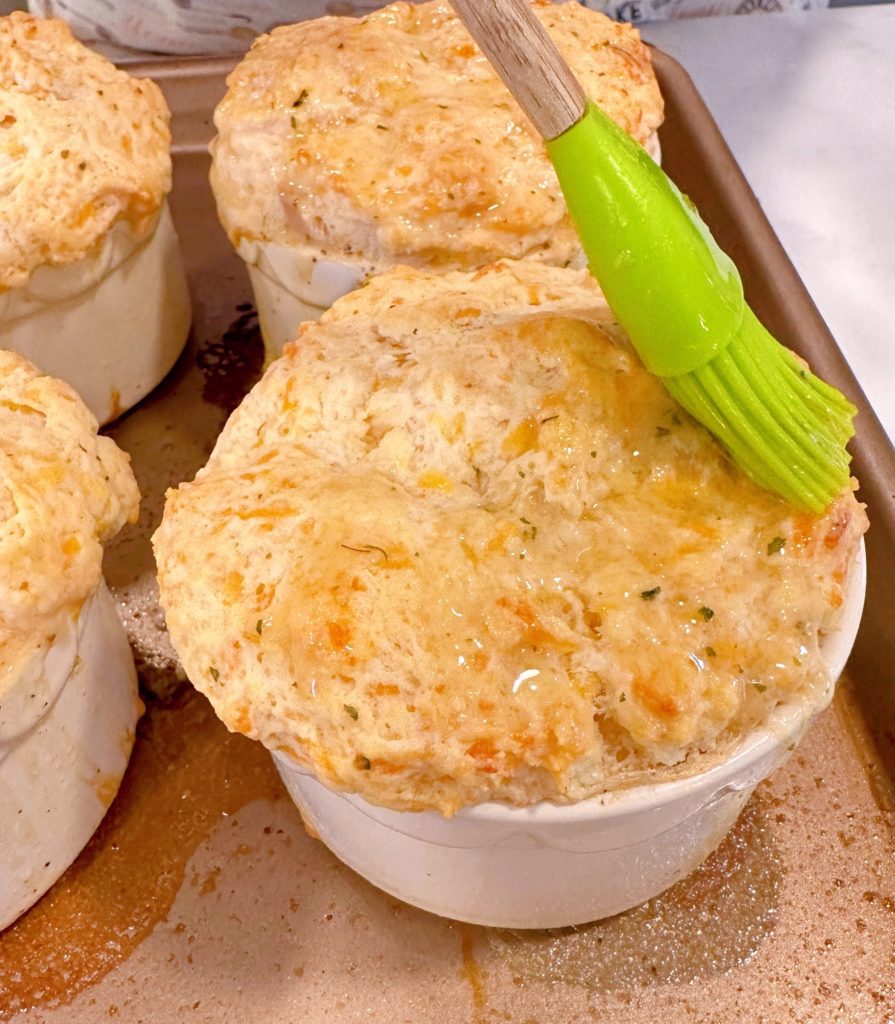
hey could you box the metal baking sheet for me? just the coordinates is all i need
[1,50,892,1024]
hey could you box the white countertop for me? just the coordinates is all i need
[643,6,895,443]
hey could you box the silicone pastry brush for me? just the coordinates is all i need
[450,0,855,512]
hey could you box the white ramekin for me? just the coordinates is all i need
[0,201,191,425]
[274,541,865,929]
[237,238,368,360]
[0,582,141,931]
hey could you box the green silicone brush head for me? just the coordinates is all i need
[664,309,856,511]
[547,103,856,512]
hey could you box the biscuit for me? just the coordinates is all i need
[0,349,140,678]
[210,0,664,274]
[155,261,866,814]
[0,13,171,291]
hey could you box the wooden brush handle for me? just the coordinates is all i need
[450,0,586,140]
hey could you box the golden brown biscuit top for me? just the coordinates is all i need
[0,13,171,291]
[0,349,139,679]
[210,0,663,271]
[154,261,866,815]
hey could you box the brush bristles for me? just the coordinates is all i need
[663,310,855,512]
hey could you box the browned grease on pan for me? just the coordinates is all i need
[195,304,264,415]
[459,923,487,1023]
[486,792,781,991]
[0,688,283,1018]
[834,680,895,814]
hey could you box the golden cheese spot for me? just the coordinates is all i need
[72,202,96,228]
[466,739,500,772]
[231,705,252,734]
[468,649,489,672]
[502,417,539,457]
[223,571,244,604]
[368,682,400,697]
[326,620,352,650]
[633,676,680,721]
[0,398,42,415]
[418,469,454,492]
[496,596,564,649]
[61,536,81,556]
[459,539,479,566]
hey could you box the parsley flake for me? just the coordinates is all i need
[640,586,661,601]
[341,543,389,561]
